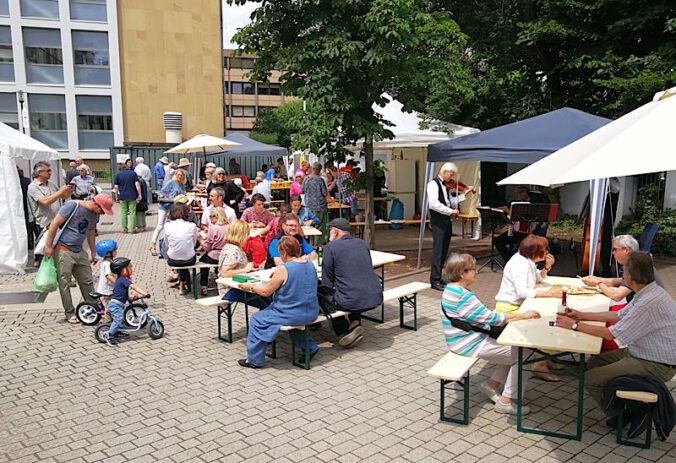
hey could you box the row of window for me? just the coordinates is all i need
[224,105,276,118]
[224,56,255,70]
[224,81,282,96]
[0,26,110,85]
[0,0,107,22]
[0,92,113,149]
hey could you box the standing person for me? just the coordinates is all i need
[135,175,149,231]
[290,171,304,197]
[228,158,241,175]
[154,156,168,189]
[134,157,152,203]
[113,159,142,234]
[164,162,176,186]
[251,171,272,203]
[327,164,355,219]
[302,163,329,239]
[43,194,114,324]
[17,167,34,250]
[426,162,474,291]
[70,165,95,199]
[163,203,198,295]
[237,237,320,369]
[222,179,246,217]
[198,207,229,296]
[206,167,228,196]
[27,162,72,265]
[65,161,78,183]
[201,187,237,230]
[150,169,187,256]
[94,239,118,312]
[321,219,383,348]
[175,158,194,190]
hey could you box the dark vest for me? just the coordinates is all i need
[429,178,451,225]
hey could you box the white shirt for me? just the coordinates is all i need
[97,260,115,296]
[426,177,461,216]
[252,179,272,203]
[164,219,198,261]
[135,163,152,182]
[200,204,237,227]
[495,252,542,305]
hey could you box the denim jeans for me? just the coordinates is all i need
[108,299,125,336]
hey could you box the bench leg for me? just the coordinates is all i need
[267,340,277,359]
[439,373,470,425]
[217,304,234,343]
[291,329,311,370]
[617,406,653,449]
[399,294,417,331]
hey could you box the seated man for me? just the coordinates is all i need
[241,193,275,236]
[265,213,317,268]
[290,195,320,227]
[201,187,237,230]
[321,219,383,348]
[556,252,676,424]
[494,186,546,263]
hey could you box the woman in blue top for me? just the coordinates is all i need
[150,169,186,256]
[237,236,320,368]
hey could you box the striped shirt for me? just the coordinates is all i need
[440,285,507,356]
[610,282,676,365]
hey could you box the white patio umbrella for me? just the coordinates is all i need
[498,87,676,274]
[165,134,241,183]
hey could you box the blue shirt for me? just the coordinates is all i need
[265,168,277,181]
[158,180,186,211]
[111,276,132,304]
[55,201,99,253]
[297,206,320,226]
[114,169,140,201]
[268,233,313,261]
[154,161,165,181]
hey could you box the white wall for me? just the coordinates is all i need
[559,182,587,216]
[664,171,676,210]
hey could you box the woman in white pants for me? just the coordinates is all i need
[440,253,541,415]
[150,170,186,256]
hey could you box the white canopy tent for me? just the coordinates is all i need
[165,134,241,183]
[0,122,60,274]
[499,87,676,274]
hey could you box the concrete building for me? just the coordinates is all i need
[223,48,295,132]
[0,0,223,175]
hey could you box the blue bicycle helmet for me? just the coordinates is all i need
[95,239,118,257]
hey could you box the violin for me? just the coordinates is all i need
[444,178,475,194]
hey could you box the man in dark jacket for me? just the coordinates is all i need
[321,218,383,348]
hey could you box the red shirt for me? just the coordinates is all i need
[244,236,267,267]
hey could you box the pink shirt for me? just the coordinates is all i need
[202,223,228,260]
[290,181,303,197]
[241,207,274,226]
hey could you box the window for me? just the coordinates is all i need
[0,93,18,129]
[76,95,113,149]
[21,0,59,19]
[0,26,13,82]
[229,57,255,69]
[231,106,255,117]
[70,0,107,22]
[258,83,281,96]
[231,82,254,95]
[23,28,63,84]
[0,0,9,16]
[29,94,67,148]
[72,30,110,85]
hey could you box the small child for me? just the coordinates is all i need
[107,257,149,346]
[95,239,118,316]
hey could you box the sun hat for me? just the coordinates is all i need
[173,194,190,204]
[93,194,114,215]
[205,162,216,168]
[159,156,169,164]
[177,158,191,168]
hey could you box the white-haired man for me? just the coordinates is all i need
[426,162,474,291]
[583,235,642,301]
[134,157,152,204]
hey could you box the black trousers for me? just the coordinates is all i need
[199,254,219,286]
[331,311,363,337]
[494,231,527,263]
[167,255,196,285]
[430,214,452,285]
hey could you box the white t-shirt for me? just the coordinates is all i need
[252,179,272,203]
[97,260,115,296]
[201,204,237,227]
[164,219,198,261]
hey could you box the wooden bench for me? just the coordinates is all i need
[270,311,348,370]
[363,282,430,329]
[169,262,219,299]
[195,296,247,343]
[615,390,659,449]
[428,352,478,425]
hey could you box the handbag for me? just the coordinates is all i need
[443,308,505,339]
[317,284,337,318]
[34,203,80,256]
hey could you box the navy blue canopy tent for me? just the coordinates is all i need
[224,133,288,157]
[206,133,289,179]
[418,107,611,267]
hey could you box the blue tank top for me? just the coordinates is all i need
[270,260,318,314]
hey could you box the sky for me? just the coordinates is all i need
[222,1,257,48]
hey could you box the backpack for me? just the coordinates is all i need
[317,284,337,318]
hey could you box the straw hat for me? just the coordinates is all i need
[177,158,191,168]
[173,194,190,204]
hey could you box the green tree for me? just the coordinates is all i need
[426,0,676,128]
[229,0,474,246]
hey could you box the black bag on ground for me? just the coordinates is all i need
[317,284,337,318]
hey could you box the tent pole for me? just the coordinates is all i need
[417,162,435,269]
[587,178,609,275]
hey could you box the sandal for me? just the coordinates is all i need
[532,371,561,382]
[149,244,158,257]
[67,316,80,324]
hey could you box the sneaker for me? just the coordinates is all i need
[105,334,118,346]
[479,382,501,404]
[238,359,262,369]
[338,325,365,348]
[494,400,530,415]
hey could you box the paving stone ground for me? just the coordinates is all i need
[1,204,675,463]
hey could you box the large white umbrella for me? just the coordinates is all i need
[497,87,676,187]
[165,134,241,183]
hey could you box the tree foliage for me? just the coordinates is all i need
[425,0,676,128]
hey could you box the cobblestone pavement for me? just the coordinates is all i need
[1,205,675,463]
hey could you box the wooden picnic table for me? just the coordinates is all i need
[497,276,610,441]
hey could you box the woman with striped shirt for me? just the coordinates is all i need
[441,253,540,415]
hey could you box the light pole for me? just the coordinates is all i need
[17,90,27,134]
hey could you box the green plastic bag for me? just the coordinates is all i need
[33,257,58,293]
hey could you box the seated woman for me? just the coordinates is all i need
[219,221,265,308]
[241,193,275,236]
[198,207,229,296]
[495,234,563,381]
[290,195,320,227]
[163,203,199,295]
[237,236,320,368]
[442,253,540,415]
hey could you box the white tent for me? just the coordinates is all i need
[166,134,241,183]
[498,87,676,274]
[0,122,60,274]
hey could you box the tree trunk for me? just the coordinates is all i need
[363,135,376,249]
